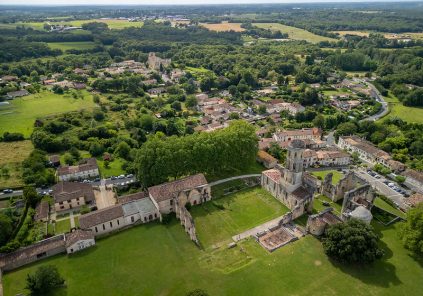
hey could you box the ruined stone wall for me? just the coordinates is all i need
[321,172,360,202]
[341,184,374,215]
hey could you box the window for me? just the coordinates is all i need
[170,200,173,205]
[154,213,157,218]
[110,221,113,228]
[131,216,134,223]
[117,220,120,225]
[95,227,98,233]
[102,224,105,230]
[70,249,73,253]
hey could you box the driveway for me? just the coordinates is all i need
[94,185,117,209]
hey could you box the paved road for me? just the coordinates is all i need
[360,80,389,122]
[0,177,136,199]
[209,174,261,187]
[356,168,408,209]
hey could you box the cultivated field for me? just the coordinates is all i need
[333,30,423,40]
[3,220,422,296]
[191,187,290,248]
[0,140,33,189]
[0,91,96,137]
[201,21,245,32]
[47,41,97,51]
[383,93,423,124]
[254,23,337,43]
[0,19,143,31]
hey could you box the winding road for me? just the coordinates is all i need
[360,79,389,122]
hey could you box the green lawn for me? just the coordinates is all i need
[0,91,96,137]
[373,197,406,219]
[97,158,125,178]
[383,93,423,124]
[254,23,337,43]
[311,170,343,185]
[191,187,290,248]
[3,219,423,296]
[47,42,97,51]
[55,219,71,234]
[313,194,343,215]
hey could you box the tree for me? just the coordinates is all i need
[23,186,40,208]
[63,153,75,166]
[312,115,325,128]
[399,203,423,256]
[322,219,384,264]
[335,122,357,139]
[0,213,13,246]
[115,141,131,159]
[185,96,198,108]
[26,265,65,295]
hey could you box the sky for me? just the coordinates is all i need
[0,0,406,6]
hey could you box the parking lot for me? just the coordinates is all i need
[357,168,409,209]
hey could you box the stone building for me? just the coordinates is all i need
[341,184,375,224]
[148,174,211,215]
[147,52,171,70]
[302,149,351,168]
[51,181,96,213]
[56,158,99,181]
[256,150,278,169]
[79,205,125,235]
[261,140,315,218]
[120,192,160,225]
[306,208,342,236]
[65,229,95,254]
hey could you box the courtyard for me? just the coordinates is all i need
[190,187,290,248]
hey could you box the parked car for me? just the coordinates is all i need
[126,174,134,178]
[118,175,125,179]
[2,189,13,194]
[111,176,117,180]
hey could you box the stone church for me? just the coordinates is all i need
[261,139,316,218]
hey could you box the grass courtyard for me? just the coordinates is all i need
[311,170,344,185]
[3,219,423,296]
[253,23,337,43]
[0,90,96,137]
[190,187,290,248]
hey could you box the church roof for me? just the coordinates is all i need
[291,186,311,201]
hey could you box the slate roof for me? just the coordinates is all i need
[148,174,208,203]
[79,205,124,229]
[51,181,95,204]
[122,197,157,216]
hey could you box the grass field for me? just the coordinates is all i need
[191,187,289,248]
[383,93,423,124]
[332,30,423,40]
[254,23,337,43]
[97,158,125,178]
[47,41,97,51]
[0,91,96,137]
[201,21,245,32]
[55,219,72,234]
[0,19,143,31]
[3,218,423,296]
[0,140,33,189]
[311,170,344,185]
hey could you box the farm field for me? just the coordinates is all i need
[3,219,423,296]
[190,187,290,248]
[332,30,423,40]
[201,21,245,32]
[0,140,33,189]
[47,41,97,51]
[254,23,337,43]
[382,93,423,124]
[0,19,143,31]
[0,90,96,137]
